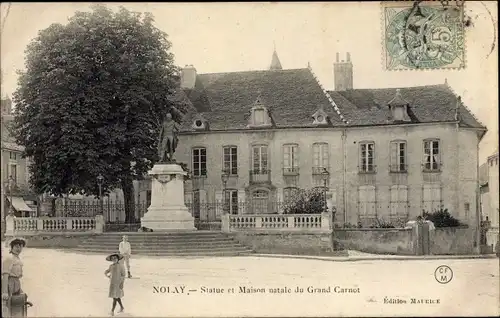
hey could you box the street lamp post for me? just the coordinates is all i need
[221,171,229,214]
[97,174,104,216]
[321,168,330,226]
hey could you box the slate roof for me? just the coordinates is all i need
[178,68,486,133]
[329,85,486,129]
[179,68,346,132]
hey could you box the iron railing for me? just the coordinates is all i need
[249,169,271,183]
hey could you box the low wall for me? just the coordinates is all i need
[430,226,476,255]
[3,233,93,249]
[333,228,414,255]
[231,231,346,256]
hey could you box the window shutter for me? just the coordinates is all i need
[432,184,441,211]
[368,186,376,215]
[238,190,246,214]
[400,185,408,216]
[215,191,223,217]
[390,185,398,216]
[423,184,431,213]
[390,142,397,169]
[358,186,366,215]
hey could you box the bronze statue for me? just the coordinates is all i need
[157,113,178,163]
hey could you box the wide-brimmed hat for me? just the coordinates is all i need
[106,253,124,261]
[8,237,27,248]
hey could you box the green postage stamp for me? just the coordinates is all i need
[382,0,465,70]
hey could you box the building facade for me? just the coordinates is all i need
[480,151,499,249]
[170,51,486,229]
[1,96,37,234]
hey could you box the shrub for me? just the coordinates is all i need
[369,218,396,228]
[423,208,463,227]
[283,188,327,214]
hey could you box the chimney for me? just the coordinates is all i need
[336,52,340,63]
[333,52,353,91]
[180,65,197,90]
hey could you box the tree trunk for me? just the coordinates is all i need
[121,178,135,223]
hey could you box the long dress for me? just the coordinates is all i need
[2,253,24,317]
[106,263,125,298]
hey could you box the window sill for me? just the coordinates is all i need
[389,170,408,174]
[283,171,299,176]
[358,171,377,175]
[422,169,442,174]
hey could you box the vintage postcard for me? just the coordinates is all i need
[0,1,498,317]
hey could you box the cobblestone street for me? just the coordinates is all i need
[5,247,500,317]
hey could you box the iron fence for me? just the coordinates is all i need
[54,200,148,223]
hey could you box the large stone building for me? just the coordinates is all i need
[168,51,487,228]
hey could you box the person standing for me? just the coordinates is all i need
[2,237,31,317]
[104,253,126,316]
[118,235,132,278]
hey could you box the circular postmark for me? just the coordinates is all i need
[434,265,453,284]
[385,5,464,69]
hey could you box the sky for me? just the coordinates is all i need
[0,2,498,162]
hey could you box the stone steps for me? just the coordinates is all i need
[73,231,254,256]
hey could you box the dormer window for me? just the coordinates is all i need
[311,106,328,125]
[387,89,411,122]
[247,93,272,128]
[192,115,207,130]
[253,108,266,125]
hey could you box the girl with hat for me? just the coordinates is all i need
[104,253,126,316]
[2,238,27,316]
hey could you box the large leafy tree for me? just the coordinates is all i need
[12,4,180,222]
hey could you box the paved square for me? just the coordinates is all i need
[6,247,499,317]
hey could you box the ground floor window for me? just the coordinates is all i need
[224,189,239,215]
[422,184,441,213]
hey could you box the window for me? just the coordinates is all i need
[359,142,375,172]
[283,187,300,203]
[423,140,440,171]
[253,109,266,125]
[10,164,17,184]
[224,189,239,215]
[252,145,268,173]
[422,184,441,213]
[223,146,238,175]
[390,185,408,217]
[390,141,407,172]
[9,152,17,160]
[358,185,376,216]
[283,144,299,173]
[192,148,207,177]
[312,143,329,173]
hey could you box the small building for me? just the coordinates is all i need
[1,96,37,233]
[481,151,499,249]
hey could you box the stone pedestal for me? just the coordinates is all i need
[141,163,196,231]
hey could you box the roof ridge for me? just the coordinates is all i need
[444,81,486,129]
[307,65,349,124]
[199,68,309,76]
[326,84,447,92]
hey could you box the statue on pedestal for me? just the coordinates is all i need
[157,113,178,163]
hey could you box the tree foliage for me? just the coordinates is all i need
[423,208,463,227]
[12,4,180,222]
[283,188,327,214]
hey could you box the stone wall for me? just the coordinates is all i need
[230,231,344,255]
[333,228,414,255]
[430,226,477,255]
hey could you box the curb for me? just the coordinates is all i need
[250,253,499,262]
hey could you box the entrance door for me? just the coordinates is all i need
[251,190,269,214]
